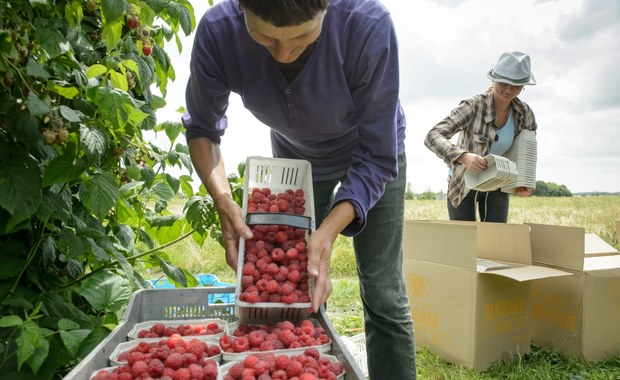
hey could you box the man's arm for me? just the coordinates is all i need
[188,137,252,269]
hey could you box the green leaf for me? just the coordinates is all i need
[86,64,108,79]
[157,257,188,287]
[94,86,132,129]
[82,172,119,220]
[65,1,84,28]
[0,315,23,327]
[4,105,40,148]
[75,271,131,312]
[27,92,51,118]
[100,0,128,24]
[26,336,49,375]
[152,181,174,203]
[102,19,123,52]
[42,153,85,187]
[77,326,112,359]
[59,330,81,357]
[35,23,71,58]
[58,318,80,331]
[79,124,107,162]
[86,237,110,261]
[120,59,140,79]
[16,320,43,370]
[59,105,84,122]
[109,70,128,91]
[180,176,194,198]
[0,154,42,228]
[47,82,80,99]
[26,58,50,79]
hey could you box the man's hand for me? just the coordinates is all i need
[213,193,253,270]
[306,201,355,313]
[307,227,334,313]
[514,187,534,197]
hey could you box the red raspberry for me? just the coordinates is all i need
[294,241,307,253]
[271,247,286,262]
[294,189,304,197]
[152,322,166,336]
[173,367,190,380]
[207,344,221,357]
[260,188,271,196]
[277,199,290,211]
[299,373,319,380]
[242,262,256,275]
[188,363,203,379]
[243,354,260,368]
[305,347,321,360]
[232,336,250,352]
[127,351,144,365]
[203,360,218,380]
[275,354,290,370]
[275,231,288,244]
[164,353,184,370]
[219,335,232,350]
[287,270,301,283]
[286,248,299,260]
[130,360,149,378]
[280,282,295,296]
[281,293,299,305]
[327,361,344,375]
[286,360,303,377]
[278,329,298,347]
[243,291,260,304]
[148,358,165,377]
[228,362,245,379]
[248,330,265,348]
[265,279,279,294]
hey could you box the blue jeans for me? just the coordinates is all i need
[313,154,417,379]
[447,188,509,222]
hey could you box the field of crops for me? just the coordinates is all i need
[163,195,620,379]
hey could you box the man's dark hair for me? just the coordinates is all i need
[238,0,330,27]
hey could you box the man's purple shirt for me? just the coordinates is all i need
[182,0,406,235]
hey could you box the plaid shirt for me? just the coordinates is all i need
[424,92,537,207]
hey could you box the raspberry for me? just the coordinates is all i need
[243,291,260,304]
[265,279,279,294]
[219,335,232,350]
[232,336,250,352]
[280,282,295,296]
[275,354,290,370]
[305,347,321,360]
[173,367,190,380]
[279,329,298,347]
[287,270,301,283]
[148,358,165,377]
[327,361,344,375]
[294,189,304,197]
[299,373,319,380]
[207,344,221,357]
[188,363,203,379]
[243,354,260,368]
[203,360,218,380]
[271,247,286,262]
[286,360,303,377]
[286,248,299,260]
[130,360,149,378]
[248,330,265,348]
[275,231,288,244]
[164,353,184,370]
[242,262,256,275]
[277,199,290,211]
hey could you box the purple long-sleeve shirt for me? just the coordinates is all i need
[182,0,405,236]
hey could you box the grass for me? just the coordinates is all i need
[155,195,620,379]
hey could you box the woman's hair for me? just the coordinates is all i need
[238,0,330,27]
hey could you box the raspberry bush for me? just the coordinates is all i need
[0,0,238,378]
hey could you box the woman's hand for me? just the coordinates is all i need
[514,187,534,197]
[457,152,488,171]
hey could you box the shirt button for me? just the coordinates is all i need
[285,89,292,94]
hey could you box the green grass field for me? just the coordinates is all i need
[158,195,620,379]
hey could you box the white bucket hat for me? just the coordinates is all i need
[487,51,536,86]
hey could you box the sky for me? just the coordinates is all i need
[151,0,620,194]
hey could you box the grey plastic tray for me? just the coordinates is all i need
[63,287,366,380]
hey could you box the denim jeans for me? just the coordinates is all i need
[313,154,417,379]
[447,188,509,222]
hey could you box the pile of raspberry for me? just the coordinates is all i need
[91,334,220,380]
[240,187,312,305]
[136,321,223,338]
[223,347,344,380]
[219,319,330,353]
[247,187,306,215]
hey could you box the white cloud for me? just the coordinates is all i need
[153,0,620,193]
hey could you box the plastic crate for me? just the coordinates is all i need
[220,353,346,379]
[126,318,227,340]
[464,154,518,192]
[63,288,366,380]
[343,333,368,378]
[147,273,235,303]
[108,335,222,366]
[236,156,316,324]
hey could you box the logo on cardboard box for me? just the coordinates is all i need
[407,274,431,298]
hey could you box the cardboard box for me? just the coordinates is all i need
[528,223,620,361]
[403,220,569,371]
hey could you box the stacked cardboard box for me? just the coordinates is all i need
[402,220,569,370]
[528,223,620,361]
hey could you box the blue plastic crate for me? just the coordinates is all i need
[148,273,235,304]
